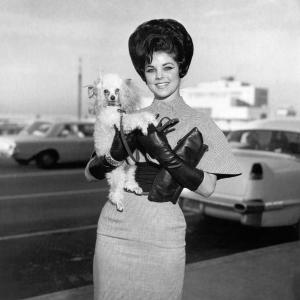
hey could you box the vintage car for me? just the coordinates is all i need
[179,118,300,236]
[0,120,94,168]
[0,122,25,135]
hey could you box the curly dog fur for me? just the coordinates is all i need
[88,73,156,211]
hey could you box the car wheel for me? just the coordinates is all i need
[15,158,29,165]
[36,151,58,169]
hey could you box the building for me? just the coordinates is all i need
[181,77,269,131]
[276,106,297,117]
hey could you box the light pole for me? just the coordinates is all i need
[77,57,82,120]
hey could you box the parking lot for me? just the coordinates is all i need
[0,157,297,299]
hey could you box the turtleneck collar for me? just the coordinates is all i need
[149,96,186,114]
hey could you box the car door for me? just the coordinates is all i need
[55,123,85,163]
[273,131,300,203]
[77,123,94,161]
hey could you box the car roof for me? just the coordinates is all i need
[231,118,300,133]
[56,120,94,125]
[30,119,94,125]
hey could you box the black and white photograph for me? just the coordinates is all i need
[1,1,300,299]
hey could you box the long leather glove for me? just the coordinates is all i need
[87,127,138,180]
[149,127,208,203]
[136,121,205,191]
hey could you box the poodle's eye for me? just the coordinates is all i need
[104,89,110,96]
[115,88,120,94]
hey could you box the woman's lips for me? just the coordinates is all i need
[155,82,169,88]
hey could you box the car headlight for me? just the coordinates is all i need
[0,142,17,157]
[0,138,17,157]
[7,142,16,156]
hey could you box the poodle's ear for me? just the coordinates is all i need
[83,80,98,99]
[86,84,97,99]
[95,77,101,88]
[98,68,103,78]
[96,69,104,87]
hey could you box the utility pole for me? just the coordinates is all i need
[77,57,82,120]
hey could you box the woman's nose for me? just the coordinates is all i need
[155,69,163,79]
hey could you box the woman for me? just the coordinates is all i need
[85,19,241,300]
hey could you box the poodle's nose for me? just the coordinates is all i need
[110,95,115,101]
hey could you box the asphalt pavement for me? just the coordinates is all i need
[25,240,300,300]
[1,158,299,299]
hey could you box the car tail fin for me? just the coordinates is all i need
[250,163,263,180]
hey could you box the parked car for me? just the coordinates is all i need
[0,120,94,168]
[179,118,300,236]
[0,122,25,135]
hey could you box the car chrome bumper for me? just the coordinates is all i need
[179,196,300,227]
[235,199,300,212]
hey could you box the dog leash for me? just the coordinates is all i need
[119,110,139,163]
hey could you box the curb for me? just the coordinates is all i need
[25,241,300,300]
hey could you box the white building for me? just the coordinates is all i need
[181,77,269,131]
[276,106,297,117]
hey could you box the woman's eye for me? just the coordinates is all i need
[145,68,154,73]
[164,66,173,71]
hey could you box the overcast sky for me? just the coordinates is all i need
[0,0,299,117]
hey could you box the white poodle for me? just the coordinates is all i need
[87,73,156,212]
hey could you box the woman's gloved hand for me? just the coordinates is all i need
[136,118,179,159]
[109,126,138,162]
[136,118,205,191]
[87,154,115,180]
[148,127,208,204]
[87,127,139,180]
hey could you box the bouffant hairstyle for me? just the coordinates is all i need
[128,19,194,82]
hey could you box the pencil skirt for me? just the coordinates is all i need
[93,194,186,300]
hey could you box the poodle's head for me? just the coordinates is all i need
[89,73,141,114]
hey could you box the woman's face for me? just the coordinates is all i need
[144,51,181,101]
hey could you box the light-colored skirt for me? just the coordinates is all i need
[93,193,186,300]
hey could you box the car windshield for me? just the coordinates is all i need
[227,129,300,156]
[20,121,53,137]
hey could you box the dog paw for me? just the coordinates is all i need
[124,184,143,195]
[139,124,149,135]
[121,121,134,134]
[123,127,133,134]
[116,201,124,212]
[140,113,157,135]
[108,192,124,212]
[132,186,143,195]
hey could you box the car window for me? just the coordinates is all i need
[57,124,93,138]
[78,124,94,137]
[255,131,273,149]
[29,122,52,136]
[228,130,271,150]
[228,130,300,156]
[58,124,80,138]
[0,123,24,135]
[20,121,53,136]
[271,131,300,156]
